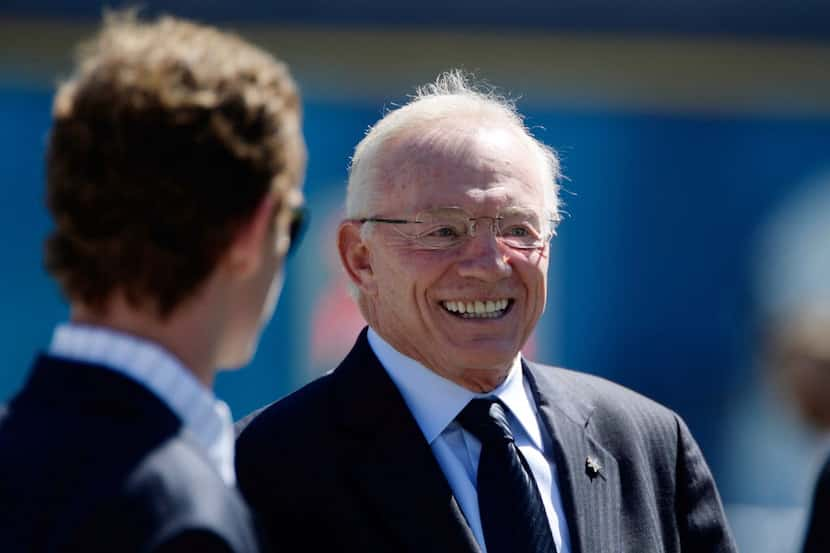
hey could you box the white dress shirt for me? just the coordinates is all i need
[48,322,237,486]
[368,328,571,553]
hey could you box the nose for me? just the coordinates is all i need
[456,228,512,282]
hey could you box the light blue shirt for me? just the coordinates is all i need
[367,328,571,553]
[49,322,237,486]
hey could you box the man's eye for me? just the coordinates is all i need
[428,226,462,238]
[502,225,530,237]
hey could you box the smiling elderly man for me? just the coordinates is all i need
[235,71,737,553]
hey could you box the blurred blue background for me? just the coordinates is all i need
[2,2,829,551]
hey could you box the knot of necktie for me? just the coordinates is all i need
[456,397,514,445]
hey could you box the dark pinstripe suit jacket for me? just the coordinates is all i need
[236,328,737,553]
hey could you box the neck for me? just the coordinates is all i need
[71,293,223,388]
[367,325,514,393]
[454,369,511,393]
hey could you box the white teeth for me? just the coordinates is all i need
[441,298,511,318]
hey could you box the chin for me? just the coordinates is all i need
[449,332,519,355]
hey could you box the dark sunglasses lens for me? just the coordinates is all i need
[287,207,308,256]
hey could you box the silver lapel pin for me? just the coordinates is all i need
[585,456,602,479]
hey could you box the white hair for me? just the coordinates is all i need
[345,69,561,220]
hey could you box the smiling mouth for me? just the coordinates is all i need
[441,298,513,319]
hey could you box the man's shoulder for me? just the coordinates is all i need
[133,433,242,505]
[529,361,673,410]
[236,330,378,443]
[234,370,345,518]
[235,369,337,449]
[89,432,258,552]
[526,361,682,438]
[0,424,256,552]
[527,362,697,495]
[802,453,830,553]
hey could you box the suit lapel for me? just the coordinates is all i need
[333,329,480,553]
[524,361,621,553]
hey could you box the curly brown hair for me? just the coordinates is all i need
[45,12,306,317]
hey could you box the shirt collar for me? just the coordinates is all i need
[367,327,543,448]
[48,322,236,486]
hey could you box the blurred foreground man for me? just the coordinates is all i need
[236,71,736,553]
[0,13,306,553]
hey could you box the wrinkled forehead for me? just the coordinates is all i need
[372,121,549,212]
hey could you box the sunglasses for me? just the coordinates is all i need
[286,206,309,257]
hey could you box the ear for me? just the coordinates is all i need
[338,220,377,296]
[225,194,278,279]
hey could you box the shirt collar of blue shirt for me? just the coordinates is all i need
[367,327,543,448]
[48,322,236,486]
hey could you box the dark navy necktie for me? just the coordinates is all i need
[457,398,557,553]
